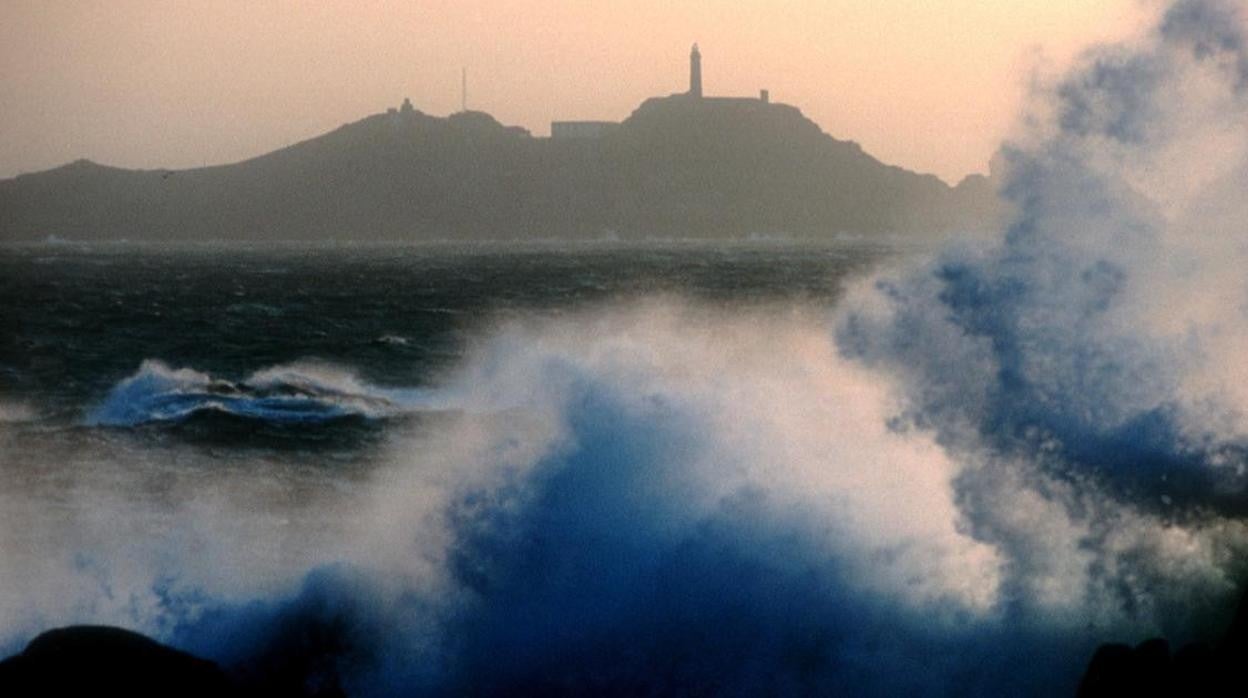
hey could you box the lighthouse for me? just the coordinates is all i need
[689,43,703,98]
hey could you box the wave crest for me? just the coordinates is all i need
[84,359,437,427]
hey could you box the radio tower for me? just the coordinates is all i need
[689,44,702,98]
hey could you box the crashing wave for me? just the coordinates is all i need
[84,360,439,427]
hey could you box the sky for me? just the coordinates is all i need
[0,1,1149,184]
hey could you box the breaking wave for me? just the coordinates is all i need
[84,360,444,427]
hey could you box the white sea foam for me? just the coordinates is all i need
[83,359,444,427]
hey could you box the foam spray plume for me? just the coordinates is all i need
[841,0,1248,651]
[8,0,1248,694]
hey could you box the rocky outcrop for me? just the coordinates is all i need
[0,626,232,698]
[0,97,1003,242]
[1078,590,1248,697]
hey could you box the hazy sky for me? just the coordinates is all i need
[0,1,1148,183]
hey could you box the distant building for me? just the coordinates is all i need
[551,121,620,140]
[683,45,769,104]
[690,44,703,98]
[400,98,415,114]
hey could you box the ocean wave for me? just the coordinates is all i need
[33,296,1245,695]
[84,360,442,427]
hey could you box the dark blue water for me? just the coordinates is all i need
[10,241,992,698]
[2,239,1237,697]
[0,241,886,428]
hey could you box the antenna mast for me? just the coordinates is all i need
[461,67,467,112]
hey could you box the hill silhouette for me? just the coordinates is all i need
[0,95,1002,241]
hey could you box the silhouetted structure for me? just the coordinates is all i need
[0,44,1004,241]
[690,44,703,98]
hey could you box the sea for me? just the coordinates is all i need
[4,240,982,694]
[2,235,1245,696]
[0,241,889,429]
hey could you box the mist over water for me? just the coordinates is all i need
[842,0,1248,644]
[7,1,1248,694]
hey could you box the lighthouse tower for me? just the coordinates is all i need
[689,44,703,98]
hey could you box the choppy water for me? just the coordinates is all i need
[1,228,1246,696]
[8,241,978,695]
[3,225,1248,697]
[0,242,883,430]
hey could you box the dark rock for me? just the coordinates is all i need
[1171,642,1216,696]
[0,625,232,698]
[1077,643,1135,697]
[1077,588,1248,697]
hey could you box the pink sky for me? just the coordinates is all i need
[0,1,1148,183]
